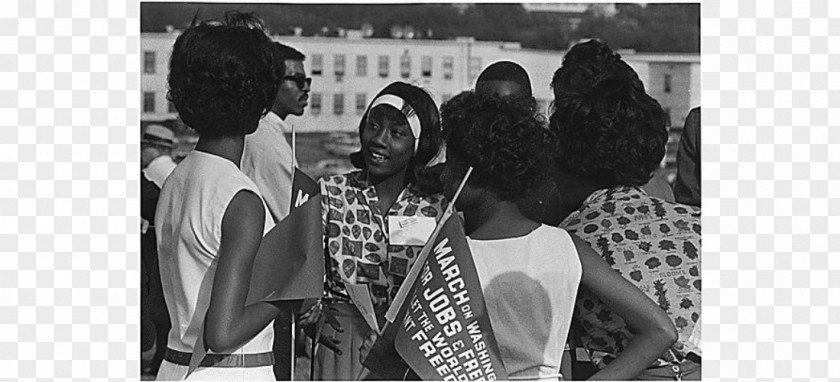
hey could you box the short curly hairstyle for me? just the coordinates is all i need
[167,12,281,137]
[441,91,553,201]
[549,40,668,187]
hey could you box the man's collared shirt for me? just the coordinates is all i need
[560,186,701,368]
[143,155,177,189]
[242,111,295,224]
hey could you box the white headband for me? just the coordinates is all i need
[368,94,422,152]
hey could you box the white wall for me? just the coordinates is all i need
[141,33,700,132]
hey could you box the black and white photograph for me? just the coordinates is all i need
[139,2,701,380]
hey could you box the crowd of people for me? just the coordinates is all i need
[140,11,701,381]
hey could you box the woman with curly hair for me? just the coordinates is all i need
[550,40,702,380]
[439,91,677,380]
[308,82,447,380]
[154,13,292,380]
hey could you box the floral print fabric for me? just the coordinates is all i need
[319,171,448,311]
[560,186,701,368]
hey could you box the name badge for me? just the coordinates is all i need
[388,216,436,246]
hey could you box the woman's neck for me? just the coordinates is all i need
[369,168,409,213]
[464,195,539,240]
[553,171,605,221]
[194,135,246,167]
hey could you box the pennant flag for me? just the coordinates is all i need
[246,167,324,305]
[290,167,318,211]
[187,168,325,377]
[361,206,461,380]
[386,167,475,326]
[364,215,509,381]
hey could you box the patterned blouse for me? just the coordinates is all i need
[560,186,701,368]
[319,171,448,312]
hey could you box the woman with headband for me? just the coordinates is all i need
[308,82,447,380]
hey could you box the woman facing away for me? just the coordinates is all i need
[550,39,702,380]
[306,82,448,380]
[437,91,677,380]
[154,13,294,380]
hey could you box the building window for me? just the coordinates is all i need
[356,55,367,77]
[143,92,155,113]
[400,53,411,79]
[421,56,432,77]
[168,100,176,113]
[311,54,323,76]
[143,51,156,74]
[334,93,344,115]
[468,57,482,82]
[378,55,389,78]
[356,93,367,115]
[311,93,322,115]
[334,54,346,78]
[664,74,672,93]
[442,56,454,80]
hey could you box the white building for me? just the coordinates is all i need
[141,32,699,132]
[522,3,618,18]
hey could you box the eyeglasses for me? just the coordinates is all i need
[283,74,312,90]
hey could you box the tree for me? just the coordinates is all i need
[141,3,700,53]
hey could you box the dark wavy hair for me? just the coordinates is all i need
[441,91,553,201]
[273,42,306,61]
[349,82,444,196]
[167,12,282,137]
[549,40,668,187]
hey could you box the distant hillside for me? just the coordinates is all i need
[140,2,699,53]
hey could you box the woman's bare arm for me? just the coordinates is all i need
[204,189,284,353]
[571,234,677,380]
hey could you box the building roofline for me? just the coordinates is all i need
[141,32,700,61]
[141,31,512,46]
[272,35,515,47]
[621,53,700,63]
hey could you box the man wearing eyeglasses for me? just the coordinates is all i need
[240,41,311,380]
[242,41,310,224]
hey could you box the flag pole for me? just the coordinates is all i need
[446,166,474,216]
[292,124,297,168]
[291,124,297,380]
[290,313,296,380]
[310,310,326,381]
[385,167,473,323]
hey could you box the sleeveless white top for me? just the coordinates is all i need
[468,225,582,380]
[155,150,275,356]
